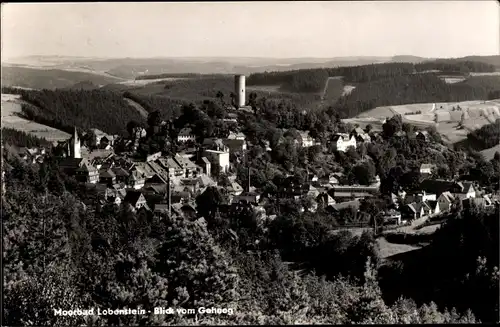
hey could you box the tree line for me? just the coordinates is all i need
[2,87,146,136]
[467,119,500,150]
[1,127,53,148]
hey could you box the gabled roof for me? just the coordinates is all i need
[123,191,145,206]
[178,127,194,137]
[112,167,130,177]
[174,154,198,169]
[198,174,216,187]
[426,200,438,209]
[99,169,116,178]
[419,179,461,195]
[59,157,84,168]
[439,191,455,202]
[76,160,97,173]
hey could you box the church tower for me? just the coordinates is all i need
[70,127,81,159]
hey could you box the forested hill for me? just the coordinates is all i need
[332,74,500,118]
[1,87,146,136]
[247,60,496,92]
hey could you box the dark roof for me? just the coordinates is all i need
[112,167,130,177]
[123,191,144,205]
[419,179,462,195]
[59,157,84,168]
[99,169,116,178]
[178,127,194,136]
[154,203,170,212]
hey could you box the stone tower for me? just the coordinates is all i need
[234,75,246,108]
[70,127,81,159]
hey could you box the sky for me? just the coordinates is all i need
[1,1,499,60]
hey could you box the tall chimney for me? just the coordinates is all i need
[234,75,246,108]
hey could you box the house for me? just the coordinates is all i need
[128,170,146,189]
[420,164,437,175]
[197,174,217,191]
[203,138,229,152]
[158,157,184,178]
[89,128,115,147]
[203,149,230,174]
[180,178,201,195]
[123,191,148,211]
[297,131,315,148]
[419,179,463,197]
[330,133,357,152]
[232,192,261,205]
[99,169,116,186]
[455,182,476,200]
[177,128,196,143]
[403,202,425,220]
[75,160,99,184]
[351,128,371,143]
[227,181,244,196]
[405,191,437,203]
[146,152,162,162]
[415,131,430,142]
[426,200,440,216]
[227,132,246,140]
[382,210,403,225]
[437,191,455,212]
[174,154,199,178]
[197,157,212,177]
[112,167,130,184]
[316,192,336,209]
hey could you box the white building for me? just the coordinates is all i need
[203,149,230,174]
[420,164,437,175]
[330,134,357,152]
[177,128,196,143]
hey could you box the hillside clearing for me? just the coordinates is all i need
[1,94,70,143]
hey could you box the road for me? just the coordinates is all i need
[123,97,149,119]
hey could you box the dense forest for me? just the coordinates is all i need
[414,60,496,74]
[3,143,496,325]
[467,119,500,150]
[123,91,185,119]
[1,127,53,148]
[1,87,146,136]
[247,61,497,95]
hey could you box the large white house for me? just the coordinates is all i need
[330,134,357,152]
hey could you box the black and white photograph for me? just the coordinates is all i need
[1,1,499,325]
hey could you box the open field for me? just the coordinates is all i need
[1,94,70,143]
[441,76,466,84]
[377,237,422,259]
[469,72,500,76]
[117,77,187,86]
[481,144,500,160]
[353,100,500,144]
